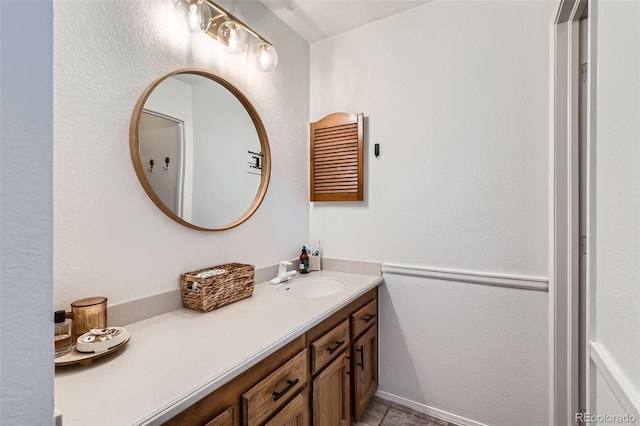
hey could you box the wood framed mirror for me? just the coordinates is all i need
[129,68,271,231]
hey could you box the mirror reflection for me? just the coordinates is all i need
[131,70,270,230]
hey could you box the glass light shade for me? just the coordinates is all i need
[256,42,278,72]
[217,21,249,54]
[176,0,211,33]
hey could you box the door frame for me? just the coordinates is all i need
[141,109,187,217]
[551,0,597,424]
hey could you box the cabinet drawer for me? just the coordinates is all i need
[264,389,308,426]
[204,405,237,426]
[351,299,377,338]
[242,349,307,426]
[311,319,350,374]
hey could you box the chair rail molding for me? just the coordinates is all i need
[381,263,548,292]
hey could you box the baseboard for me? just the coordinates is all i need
[375,390,488,426]
[590,340,640,419]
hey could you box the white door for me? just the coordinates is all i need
[139,111,183,215]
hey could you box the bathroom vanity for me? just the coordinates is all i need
[54,270,382,425]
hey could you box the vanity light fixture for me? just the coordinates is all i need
[176,0,278,71]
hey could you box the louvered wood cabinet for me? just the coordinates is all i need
[164,289,378,426]
[310,112,364,201]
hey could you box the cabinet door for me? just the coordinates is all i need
[265,391,309,426]
[204,404,238,426]
[352,324,378,422]
[312,352,351,425]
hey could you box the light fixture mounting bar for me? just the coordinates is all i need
[203,0,272,45]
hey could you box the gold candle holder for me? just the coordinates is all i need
[69,296,107,342]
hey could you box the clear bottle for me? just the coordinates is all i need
[54,310,72,357]
[299,246,309,274]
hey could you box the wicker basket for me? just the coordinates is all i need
[180,263,255,312]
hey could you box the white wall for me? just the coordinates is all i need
[190,79,260,227]
[54,0,309,307]
[310,0,551,277]
[379,273,548,426]
[596,370,634,425]
[0,1,54,425]
[309,1,553,424]
[593,0,640,419]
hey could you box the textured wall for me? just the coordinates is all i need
[594,0,640,416]
[53,0,309,308]
[0,1,54,424]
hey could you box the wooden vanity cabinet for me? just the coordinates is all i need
[307,287,378,425]
[163,335,306,426]
[164,287,378,426]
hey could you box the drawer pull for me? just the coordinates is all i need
[272,378,299,402]
[327,340,345,354]
[356,345,365,371]
[362,313,376,323]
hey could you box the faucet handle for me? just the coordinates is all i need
[278,261,292,275]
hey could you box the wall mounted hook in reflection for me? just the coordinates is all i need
[163,157,170,171]
[147,159,154,172]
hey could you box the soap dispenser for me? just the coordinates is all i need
[299,246,309,274]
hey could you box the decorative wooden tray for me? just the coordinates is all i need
[54,334,130,367]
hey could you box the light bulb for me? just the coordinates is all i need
[217,21,248,54]
[256,42,278,72]
[176,0,211,33]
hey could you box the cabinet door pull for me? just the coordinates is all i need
[327,340,345,354]
[272,378,299,402]
[356,345,365,371]
[363,313,376,323]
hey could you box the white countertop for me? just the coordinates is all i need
[55,270,382,426]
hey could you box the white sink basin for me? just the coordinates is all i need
[277,278,345,299]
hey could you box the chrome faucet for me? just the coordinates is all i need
[270,261,297,284]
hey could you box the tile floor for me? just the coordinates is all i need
[355,397,460,426]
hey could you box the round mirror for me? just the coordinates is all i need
[129,69,271,231]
